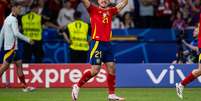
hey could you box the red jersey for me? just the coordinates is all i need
[198,14,201,48]
[88,4,118,42]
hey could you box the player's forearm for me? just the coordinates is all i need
[62,32,70,44]
[15,32,30,43]
[116,0,128,11]
[0,33,3,51]
[183,41,198,51]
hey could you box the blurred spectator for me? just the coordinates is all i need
[182,31,199,64]
[172,11,187,64]
[37,0,45,14]
[76,2,90,23]
[69,0,80,8]
[173,23,199,64]
[182,2,191,26]
[19,0,32,15]
[43,0,62,24]
[172,11,186,31]
[0,0,10,28]
[57,1,75,27]
[111,0,135,16]
[155,0,173,28]
[189,0,201,26]
[177,0,186,7]
[122,12,135,29]
[138,0,156,28]
[62,11,90,63]
[112,16,123,29]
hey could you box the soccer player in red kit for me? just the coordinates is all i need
[71,0,128,101]
[176,14,201,99]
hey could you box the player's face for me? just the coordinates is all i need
[98,0,110,8]
[14,5,22,15]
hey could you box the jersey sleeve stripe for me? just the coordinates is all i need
[3,48,15,62]
[92,24,97,39]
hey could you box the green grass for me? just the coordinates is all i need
[0,88,201,101]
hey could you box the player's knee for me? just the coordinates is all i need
[197,69,201,75]
[107,65,116,75]
[91,68,100,76]
[1,62,10,70]
[15,60,22,67]
[193,69,201,76]
[108,69,115,75]
[91,70,99,76]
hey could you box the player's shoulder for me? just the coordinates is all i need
[5,14,17,22]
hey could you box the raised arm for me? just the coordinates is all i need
[81,0,91,8]
[182,40,199,52]
[116,0,128,12]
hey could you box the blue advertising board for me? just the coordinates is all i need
[0,28,194,63]
[116,64,201,87]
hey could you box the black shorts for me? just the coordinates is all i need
[89,40,115,65]
[3,49,21,63]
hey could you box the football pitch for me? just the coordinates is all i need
[0,88,201,101]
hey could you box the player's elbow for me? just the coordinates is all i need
[14,32,21,38]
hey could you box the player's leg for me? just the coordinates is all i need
[72,65,101,101]
[15,60,26,87]
[72,40,102,101]
[103,42,125,101]
[14,51,35,92]
[77,40,102,87]
[176,51,201,99]
[105,62,125,101]
[0,61,10,77]
[78,65,101,87]
[105,62,115,94]
[0,50,15,77]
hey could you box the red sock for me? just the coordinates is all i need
[18,75,26,88]
[181,72,196,86]
[107,74,115,94]
[77,71,92,87]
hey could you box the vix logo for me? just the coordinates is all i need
[146,65,201,84]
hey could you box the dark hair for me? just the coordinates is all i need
[11,1,21,7]
[30,4,38,10]
[74,11,82,19]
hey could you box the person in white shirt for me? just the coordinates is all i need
[57,1,75,27]
[0,2,35,92]
[111,0,134,16]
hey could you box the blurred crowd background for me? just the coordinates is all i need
[0,0,200,29]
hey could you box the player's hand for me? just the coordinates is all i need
[29,40,34,45]
[182,39,186,44]
[66,40,72,44]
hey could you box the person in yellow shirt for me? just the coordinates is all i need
[62,11,90,63]
[21,4,62,63]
